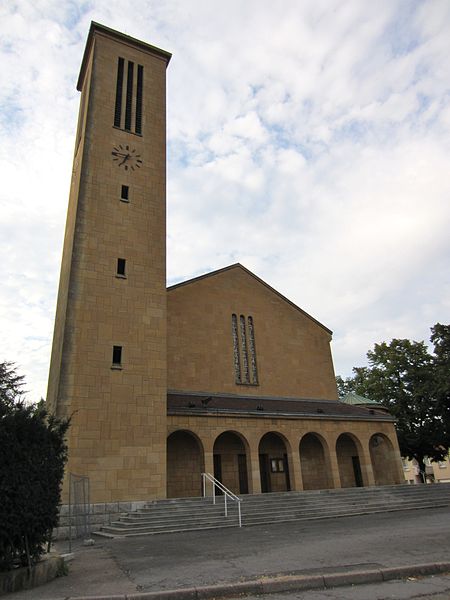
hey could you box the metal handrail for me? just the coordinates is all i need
[202,472,242,527]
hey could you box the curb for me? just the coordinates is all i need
[68,561,450,600]
[0,555,65,597]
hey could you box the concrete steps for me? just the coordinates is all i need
[93,483,450,538]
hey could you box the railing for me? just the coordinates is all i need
[202,472,242,527]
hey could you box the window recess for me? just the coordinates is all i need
[121,185,129,202]
[232,314,259,385]
[116,258,126,277]
[112,345,123,369]
[113,57,144,136]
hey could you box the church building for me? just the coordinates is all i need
[47,22,404,507]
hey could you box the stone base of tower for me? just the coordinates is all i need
[60,431,167,505]
[53,500,149,540]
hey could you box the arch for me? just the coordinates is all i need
[299,432,333,490]
[336,433,364,488]
[369,433,398,485]
[258,432,291,493]
[167,430,204,498]
[213,430,250,495]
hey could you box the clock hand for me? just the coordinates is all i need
[112,151,129,158]
[119,154,130,166]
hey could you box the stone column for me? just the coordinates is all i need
[248,439,262,494]
[202,437,215,496]
[360,442,376,486]
[389,431,406,484]
[286,435,303,491]
[328,439,342,489]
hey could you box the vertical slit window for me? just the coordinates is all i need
[112,345,122,366]
[248,316,258,384]
[125,61,134,131]
[121,185,129,201]
[114,57,124,128]
[117,258,126,277]
[240,315,250,384]
[135,64,143,135]
[232,314,259,385]
[232,314,241,383]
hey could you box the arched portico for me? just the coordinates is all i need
[299,432,333,490]
[370,433,399,485]
[336,433,364,488]
[258,432,291,493]
[213,431,250,495]
[167,430,204,498]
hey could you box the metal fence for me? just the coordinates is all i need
[68,473,91,550]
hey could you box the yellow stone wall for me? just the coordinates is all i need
[166,431,204,498]
[167,266,338,400]
[299,433,332,490]
[370,434,400,486]
[336,435,359,487]
[47,50,94,417]
[47,26,170,503]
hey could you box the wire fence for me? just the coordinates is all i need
[68,473,91,551]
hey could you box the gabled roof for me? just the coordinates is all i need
[167,263,332,335]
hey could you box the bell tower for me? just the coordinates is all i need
[47,23,171,503]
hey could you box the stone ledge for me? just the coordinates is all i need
[0,554,64,596]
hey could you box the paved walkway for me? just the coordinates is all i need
[6,506,450,599]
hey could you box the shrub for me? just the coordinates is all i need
[0,363,69,571]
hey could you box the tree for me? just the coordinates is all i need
[337,325,450,481]
[0,361,25,410]
[0,361,69,571]
[430,324,450,438]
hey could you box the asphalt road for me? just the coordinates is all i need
[104,506,450,591]
[7,506,450,599]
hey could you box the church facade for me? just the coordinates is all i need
[47,22,404,506]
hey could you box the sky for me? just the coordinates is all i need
[1,0,449,401]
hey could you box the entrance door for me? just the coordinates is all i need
[238,454,249,494]
[259,453,271,493]
[352,456,363,487]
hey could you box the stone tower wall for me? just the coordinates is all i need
[47,25,171,503]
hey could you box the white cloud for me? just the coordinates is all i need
[0,0,449,399]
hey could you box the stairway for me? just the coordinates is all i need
[93,482,450,538]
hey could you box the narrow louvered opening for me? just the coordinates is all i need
[135,64,143,134]
[114,57,124,128]
[125,61,134,131]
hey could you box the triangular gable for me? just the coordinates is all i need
[167,263,332,335]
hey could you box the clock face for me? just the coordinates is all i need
[111,144,142,171]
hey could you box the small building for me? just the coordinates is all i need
[402,455,450,485]
[47,22,404,509]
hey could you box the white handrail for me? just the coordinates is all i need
[202,472,242,527]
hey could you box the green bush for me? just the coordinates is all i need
[0,362,69,571]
